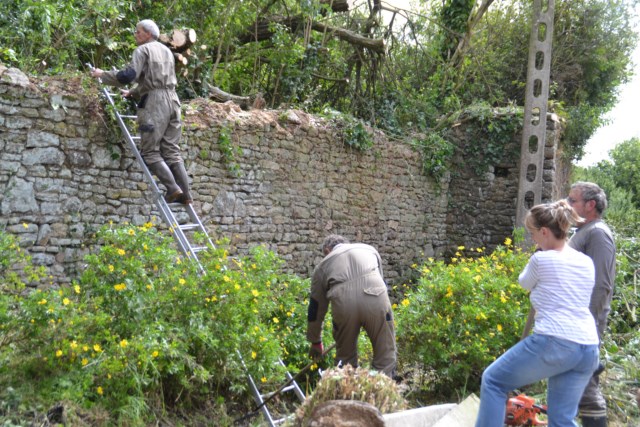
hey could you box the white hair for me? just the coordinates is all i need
[137,20,160,39]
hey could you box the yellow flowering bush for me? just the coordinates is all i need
[1,225,309,424]
[394,239,532,399]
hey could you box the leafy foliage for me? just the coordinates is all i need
[394,237,531,399]
[0,223,310,424]
[217,125,243,177]
[572,137,640,235]
[1,0,635,160]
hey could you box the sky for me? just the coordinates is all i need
[375,1,640,167]
[576,43,640,167]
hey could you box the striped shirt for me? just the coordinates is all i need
[519,247,599,345]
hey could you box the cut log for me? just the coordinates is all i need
[173,53,188,66]
[209,86,265,110]
[158,29,197,53]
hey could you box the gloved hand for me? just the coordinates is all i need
[309,342,324,360]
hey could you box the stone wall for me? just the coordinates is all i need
[0,66,563,286]
[445,115,565,252]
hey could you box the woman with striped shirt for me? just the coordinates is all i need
[475,200,600,427]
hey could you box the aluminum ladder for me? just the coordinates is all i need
[94,79,213,273]
[93,73,305,425]
[238,352,306,426]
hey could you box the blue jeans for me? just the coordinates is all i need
[475,334,599,427]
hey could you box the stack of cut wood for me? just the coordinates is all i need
[158,29,198,76]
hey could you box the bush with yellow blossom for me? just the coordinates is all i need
[395,237,532,399]
[1,224,309,424]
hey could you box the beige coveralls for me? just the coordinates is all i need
[99,40,183,166]
[307,243,397,377]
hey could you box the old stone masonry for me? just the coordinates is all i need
[0,65,563,286]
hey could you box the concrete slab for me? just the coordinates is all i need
[382,394,480,427]
[383,403,456,427]
[432,394,480,427]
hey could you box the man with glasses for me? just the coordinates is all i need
[90,19,192,204]
[567,182,616,427]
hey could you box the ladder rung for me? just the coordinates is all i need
[132,136,141,141]
[261,385,296,399]
[120,115,137,119]
[190,246,207,253]
[167,201,186,207]
[179,223,201,231]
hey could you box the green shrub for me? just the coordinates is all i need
[608,236,640,336]
[1,223,310,424]
[395,238,531,398]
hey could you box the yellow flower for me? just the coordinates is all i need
[56,350,63,357]
[234,284,241,290]
[451,257,458,262]
[120,339,128,348]
[146,284,152,290]
[97,386,103,395]
[497,324,503,332]
[251,351,257,359]
[93,344,102,352]
[62,298,70,306]
[70,341,78,349]
[223,275,230,282]
[179,278,186,285]
[38,299,47,305]
[457,245,465,250]
[392,303,398,309]
[476,247,484,253]
[108,265,114,272]
[272,317,279,324]
[261,377,267,383]
[152,351,159,358]
[23,223,28,229]
[504,237,512,246]
[401,298,410,307]
[114,283,126,291]
[83,345,89,352]
[117,249,125,256]
[473,275,482,283]
[74,285,81,294]
[251,289,259,297]
[445,286,453,298]
[81,358,88,366]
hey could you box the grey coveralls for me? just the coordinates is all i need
[307,243,397,377]
[569,220,616,418]
[99,40,183,166]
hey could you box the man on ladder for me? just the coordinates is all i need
[90,19,192,205]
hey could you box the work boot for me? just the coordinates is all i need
[580,416,607,427]
[169,162,193,204]
[147,161,183,203]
